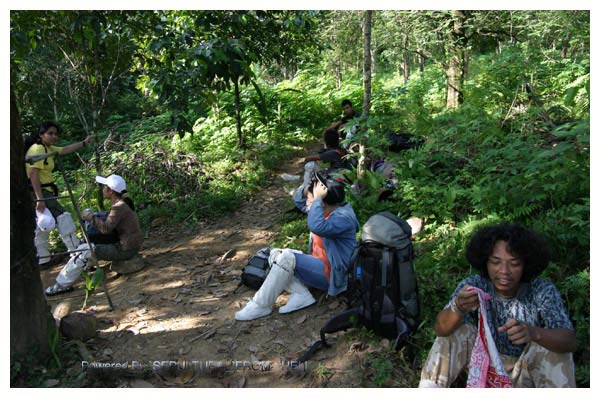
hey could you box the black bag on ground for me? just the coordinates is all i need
[386,130,424,152]
[298,212,420,363]
[240,247,271,290]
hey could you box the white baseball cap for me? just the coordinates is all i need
[95,174,127,193]
[36,208,55,231]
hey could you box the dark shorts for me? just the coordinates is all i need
[31,188,66,218]
[94,243,138,261]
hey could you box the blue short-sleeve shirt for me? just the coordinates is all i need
[447,274,574,357]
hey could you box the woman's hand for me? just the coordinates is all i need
[498,318,538,345]
[313,181,328,200]
[84,135,96,145]
[36,200,46,213]
[81,209,94,221]
[454,285,480,313]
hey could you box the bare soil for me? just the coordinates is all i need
[40,143,384,388]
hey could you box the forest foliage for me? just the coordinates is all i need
[11,10,589,386]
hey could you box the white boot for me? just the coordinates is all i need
[55,243,94,288]
[34,227,51,265]
[418,380,441,388]
[279,277,316,314]
[235,249,295,321]
[57,212,80,254]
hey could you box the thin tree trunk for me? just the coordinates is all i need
[562,34,571,58]
[362,11,373,118]
[10,86,53,363]
[402,34,410,84]
[233,77,244,148]
[358,10,373,181]
[52,78,59,121]
[446,10,468,109]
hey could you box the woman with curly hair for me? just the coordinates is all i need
[419,223,576,388]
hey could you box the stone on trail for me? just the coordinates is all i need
[60,311,97,341]
[111,254,146,275]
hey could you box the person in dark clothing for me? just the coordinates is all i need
[330,99,359,145]
[293,128,351,214]
[302,128,347,172]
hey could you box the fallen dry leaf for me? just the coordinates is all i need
[127,321,148,335]
[219,249,237,263]
[296,314,307,324]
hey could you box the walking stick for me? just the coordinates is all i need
[27,151,115,311]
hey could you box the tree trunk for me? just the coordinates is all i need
[561,34,571,58]
[233,77,244,148]
[446,59,463,108]
[419,52,425,74]
[10,86,53,363]
[358,10,373,181]
[445,10,468,109]
[95,148,104,211]
[402,34,410,84]
[371,36,376,76]
[52,78,59,121]
[362,11,373,118]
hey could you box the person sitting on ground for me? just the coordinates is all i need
[330,99,359,147]
[294,128,350,214]
[45,174,144,296]
[236,171,360,321]
[25,121,96,268]
[419,223,576,388]
[303,127,348,173]
[295,128,350,211]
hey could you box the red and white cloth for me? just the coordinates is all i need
[466,287,513,388]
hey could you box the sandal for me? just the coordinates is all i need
[45,283,74,296]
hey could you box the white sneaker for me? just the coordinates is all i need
[279,292,316,314]
[235,300,272,321]
[418,380,440,388]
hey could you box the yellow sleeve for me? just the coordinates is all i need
[25,144,47,170]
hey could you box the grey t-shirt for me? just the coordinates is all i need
[447,274,574,357]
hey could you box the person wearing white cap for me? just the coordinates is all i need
[25,121,96,267]
[45,174,144,296]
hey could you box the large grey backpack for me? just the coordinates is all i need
[299,212,420,362]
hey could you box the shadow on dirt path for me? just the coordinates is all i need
[40,141,385,387]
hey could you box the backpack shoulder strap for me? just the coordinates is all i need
[297,307,359,363]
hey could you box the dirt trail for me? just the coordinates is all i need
[41,142,371,387]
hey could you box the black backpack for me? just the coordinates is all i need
[240,247,271,290]
[386,130,424,152]
[299,212,419,362]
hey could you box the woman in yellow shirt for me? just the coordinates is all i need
[25,121,95,267]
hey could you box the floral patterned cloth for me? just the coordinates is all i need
[466,287,513,388]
